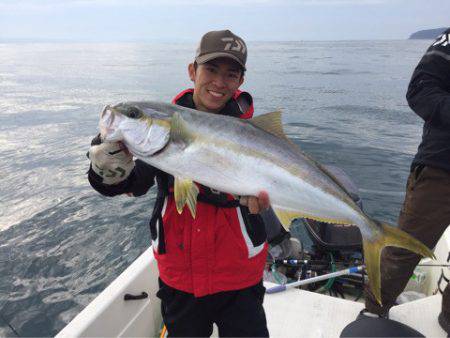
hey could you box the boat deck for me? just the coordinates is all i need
[261,283,445,337]
[264,283,364,337]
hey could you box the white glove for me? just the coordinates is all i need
[269,237,302,260]
[88,141,135,185]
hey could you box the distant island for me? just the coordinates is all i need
[409,27,448,40]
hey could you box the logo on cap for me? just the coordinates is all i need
[221,37,246,54]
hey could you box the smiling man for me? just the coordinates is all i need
[187,31,245,113]
[87,30,272,337]
[189,57,243,112]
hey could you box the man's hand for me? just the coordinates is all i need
[240,191,270,214]
[88,138,135,185]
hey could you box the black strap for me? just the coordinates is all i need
[196,193,240,208]
[149,174,170,255]
[167,185,241,208]
[158,214,166,254]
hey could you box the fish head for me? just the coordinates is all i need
[99,102,171,157]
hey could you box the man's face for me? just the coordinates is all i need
[188,58,244,113]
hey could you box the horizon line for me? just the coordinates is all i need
[0,37,432,44]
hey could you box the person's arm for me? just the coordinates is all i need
[87,135,158,197]
[406,30,450,127]
[88,159,158,197]
[260,208,290,243]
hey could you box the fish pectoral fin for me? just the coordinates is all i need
[363,220,435,305]
[170,112,194,144]
[174,177,199,218]
[250,111,288,140]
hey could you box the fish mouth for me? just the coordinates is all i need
[98,103,171,157]
[99,105,122,142]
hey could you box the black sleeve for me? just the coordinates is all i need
[238,206,267,247]
[406,29,450,127]
[88,159,159,197]
[260,208,290,245]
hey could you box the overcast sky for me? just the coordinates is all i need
[1,0,449,42]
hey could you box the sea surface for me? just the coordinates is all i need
[0,39,432,336]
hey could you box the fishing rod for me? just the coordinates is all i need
[276,259,450,268]
[417,263,450,267]
[266,265,365,294]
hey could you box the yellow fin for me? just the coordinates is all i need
[250,111,287,139]
[380,222,435,259]
[170,112,194,144]
[362,238,383,305]
[174,177,199,218]
[364,220,435,305]
[273,208,353,230]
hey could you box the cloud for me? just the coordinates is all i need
[0,0,392,11]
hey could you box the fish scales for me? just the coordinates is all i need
[153,107,360,225]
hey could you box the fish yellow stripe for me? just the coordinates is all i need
[273,207,353,229]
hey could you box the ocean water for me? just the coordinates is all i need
[0,39,431,336]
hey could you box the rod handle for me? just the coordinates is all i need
[265,285,287,294]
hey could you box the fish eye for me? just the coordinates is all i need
[127,107,142,119]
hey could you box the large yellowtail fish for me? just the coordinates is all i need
[99,101,434,304]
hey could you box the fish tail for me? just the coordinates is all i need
[363,219,435,305]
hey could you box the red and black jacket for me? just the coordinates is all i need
[88,89,268,296]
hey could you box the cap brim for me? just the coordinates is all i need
[195,52,246,71]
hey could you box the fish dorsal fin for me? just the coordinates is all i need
[250,111,287,139]
[174,177,199,218]
[170,112,194,144]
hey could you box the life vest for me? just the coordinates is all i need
[151,89,268,297]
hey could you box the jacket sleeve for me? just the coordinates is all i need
[406,30,450,127]
[260,207,290,245]
[88,159,158,197]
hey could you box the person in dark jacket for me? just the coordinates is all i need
[87,30,286,337]
[364,28,450,334]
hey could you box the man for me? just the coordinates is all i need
[364,28,450,334]
[87,30,273,337]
